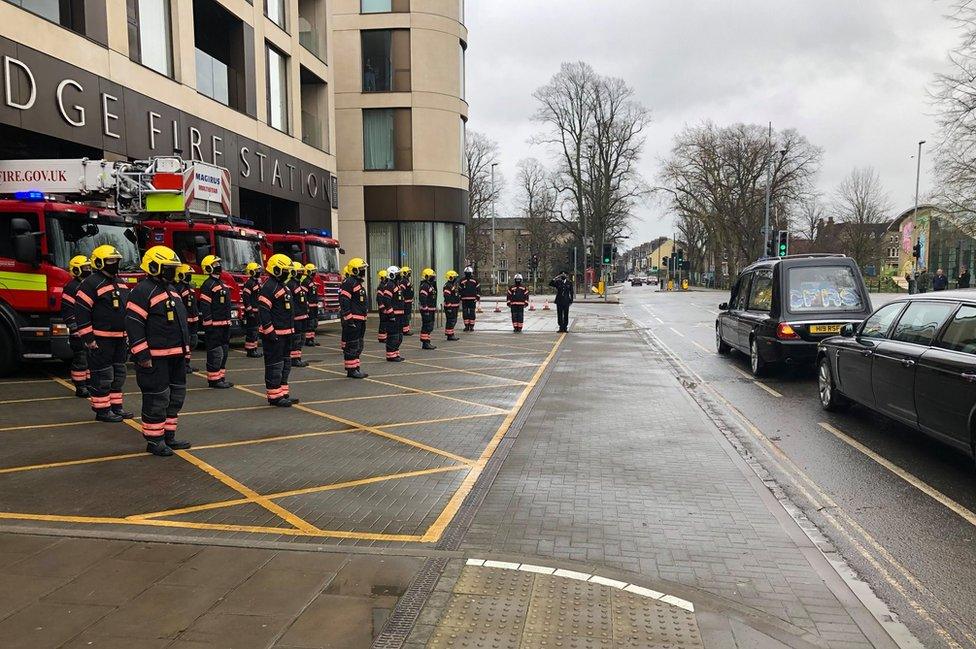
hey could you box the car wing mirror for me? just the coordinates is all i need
[841,323,856,337]
[719,302,729,310]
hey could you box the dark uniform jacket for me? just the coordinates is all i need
[549,277,575,305]
[242,277,261,316]
[307,279,320,312]
[176,280,199,326]
[258,276,294,337]
[289,279,310,321]
[419,280,438,311]
[125,277,190,363]
[401,280,414,307]
[199,276,232,327]
[459,277,480,302]
[339,276,369,322]
[443,281,461,308]
[389,280,406,317]
[507,284,529,307]
[60,277,82,335]
[75,271,129,344]
[376,279,392,317]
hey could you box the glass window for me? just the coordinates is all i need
[15,0,85,33]
[367,222,396,308]
[733,274,751,310]
[362,30,392,92]
[193,0,244,110]
[196,49,229,105]
[460,117,466,175]
[936,305,976,354]
[216,234,263,274]
[459,0,464,23]
[46,217,140,272]
[787,265,864,313]
[128,0,173,77]
[454,224,466,271]
[891,301,956,346]
[307,244,340,273]
[459,41,465,100]
[434,222,454,308]
[267,44,289,133]
[299,0,327,59]
[363,108,395,170]
[748,270,772,311]
[361,0,391,12]
[400,222,433,273]
[172,231,210,266]
[859,303,904,339]
[266,0,285,29]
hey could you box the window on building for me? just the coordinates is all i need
[12,0,86,33]
[266,0,286,30]
[298,0,327,60]
[362,29,410,92]
[459,40,465,100]
[460,117,467,175]
[266,44,289,133]
[301,66,328,151]
[361,0,409,13]
[194,0,247,111]
[127,0,172,77]
[363,108,411,171]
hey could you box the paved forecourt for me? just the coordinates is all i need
[0,324,563,546]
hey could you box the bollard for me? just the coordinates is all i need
[529,302,535,311]
[543,301,551,311]
[493,303,501,313]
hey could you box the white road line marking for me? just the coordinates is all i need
[692,341,711,354]
[483,560,521,570]
[654,316,663,323]
[518,564,556,575]
[624,584,665,599]
[819,422,976,529]
[669,328,685,337]
[553,568,592,581]
[589,575,628,589]
[754,381,783,398]
[730,366,753,380]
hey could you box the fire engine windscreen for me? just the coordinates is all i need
[306,243,340,273]
[215,234,262,274]
[47,216,141,272]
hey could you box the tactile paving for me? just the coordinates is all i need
[454,565,535,599]
[438,592,528,632]
[612,590,703,648]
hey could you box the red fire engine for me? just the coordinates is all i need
[262,230,343,321]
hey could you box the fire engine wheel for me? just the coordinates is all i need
[0,326,15,377]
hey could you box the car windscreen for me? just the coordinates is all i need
[215,234,262,273]
[787,265,865,314]
[46,215,141,272]
[306,243,340,273]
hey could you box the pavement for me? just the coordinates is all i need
[0,302,927,648]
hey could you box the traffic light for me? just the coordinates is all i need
[602,243,612,265]
[912,242,921,259]
[529,253,539,270]
[776,230,789,257]
[765,233,776,258]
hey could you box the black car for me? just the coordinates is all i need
[716,255,873,376]
[631,276,643,286]
[817,292,976,462]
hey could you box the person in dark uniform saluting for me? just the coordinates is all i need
[549,271,575,333]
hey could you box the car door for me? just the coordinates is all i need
[873,301,957,427]
[915,303,976,449]
[742,269,774,347]
[836,302,905,407]
[730,272,753,351]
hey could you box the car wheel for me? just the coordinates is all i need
[716,326,731,355]
[818,356,848,411]
[749,337,766,377]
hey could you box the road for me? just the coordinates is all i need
[616,284,976,649]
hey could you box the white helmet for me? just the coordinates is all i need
[514,273,524,281]
[387,265,400,276]
[464,266,473,274]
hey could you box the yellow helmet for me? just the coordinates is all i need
[68,255,91,278]
[445,270,459,281]
[90,244,122,270]
[140,245,181,276]
[266,253,293,278]
[304,263,317,274]
[291,261,304,278]
[201,254,221,275]
[378,269,388,280]
[342,264,351,277]
[421,268,435,280]
[245,262,261,278]
[400,265,412,275]
[176,264,192,283]
[347,257,368,277]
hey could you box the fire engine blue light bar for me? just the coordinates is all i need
[14,190,45,201]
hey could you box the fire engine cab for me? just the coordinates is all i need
[262,230,343,320]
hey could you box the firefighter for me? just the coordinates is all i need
[339,257,369,378]
[400,266,414,336]
[258,254,297,406]
[339,263,351,353]
[442,270,461,341]
[418,268,438,350]
[126,246,192,457]
[459,266,481,331]
[382,265,405,361]
[198,254,234,389]
[76,245,132,422]
[174,264,199,374]
[61,255,92,397]
[304,263,321,347]
[289,261,310,367]
[376,268,389,343]
[507,274,530,333]
[241,262,264,358]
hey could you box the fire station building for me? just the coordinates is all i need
[0,0,469,265]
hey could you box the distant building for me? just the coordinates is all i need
[472,217,572,288]
[888,205,976,283]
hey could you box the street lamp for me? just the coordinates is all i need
[491,162,498,295]
[912,140,926,288]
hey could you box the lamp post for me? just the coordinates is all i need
[491,162,498,295]
[912,140,925,287]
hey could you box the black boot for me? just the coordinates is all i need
[304,339,315,347]
[165,432,191,450]
[146,439,173,457]
[387,356,405,363]
[311,339,321,347]
[246,349,264,358]
[270,397,293,407]
[74,386,89,398]
[403,331,414,336]
[447,334,460,341]
[95,409,124,423]
[346,368,369,379]
[112,405,134,419]
[422,341,437,350]
[291,358,309,368]
[209,380,235,389]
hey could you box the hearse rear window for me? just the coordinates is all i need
[787,266,864,313]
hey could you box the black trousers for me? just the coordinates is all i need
[462,301,477,328]
[68,335,89,388]
[511,306,524,330]
[135,355,187,441]
[444,307,459,336]
[420,310,435,341]
[291,318,307,361]
[306,307,318,342]
[204,326,230,383]
[342,320,365,370]
[402,304,413,333]
[244,312,260,351]
[384,318,403,359]
[378,313,388,342]
[87,337,127,413]
[556,302,571,331]
[262,333,292,402]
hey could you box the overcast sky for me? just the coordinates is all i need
[464,0,958,249]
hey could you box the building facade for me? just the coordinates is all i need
[0,0,338,231]
[890,205,976,281]
[331,0,469,293]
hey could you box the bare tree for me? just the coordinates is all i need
[532,62,650,268]
[657,122,822,276]
[794,196,826,246]
[465,130,503,272]
[832,167,891,268]
[516,158,560,281]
